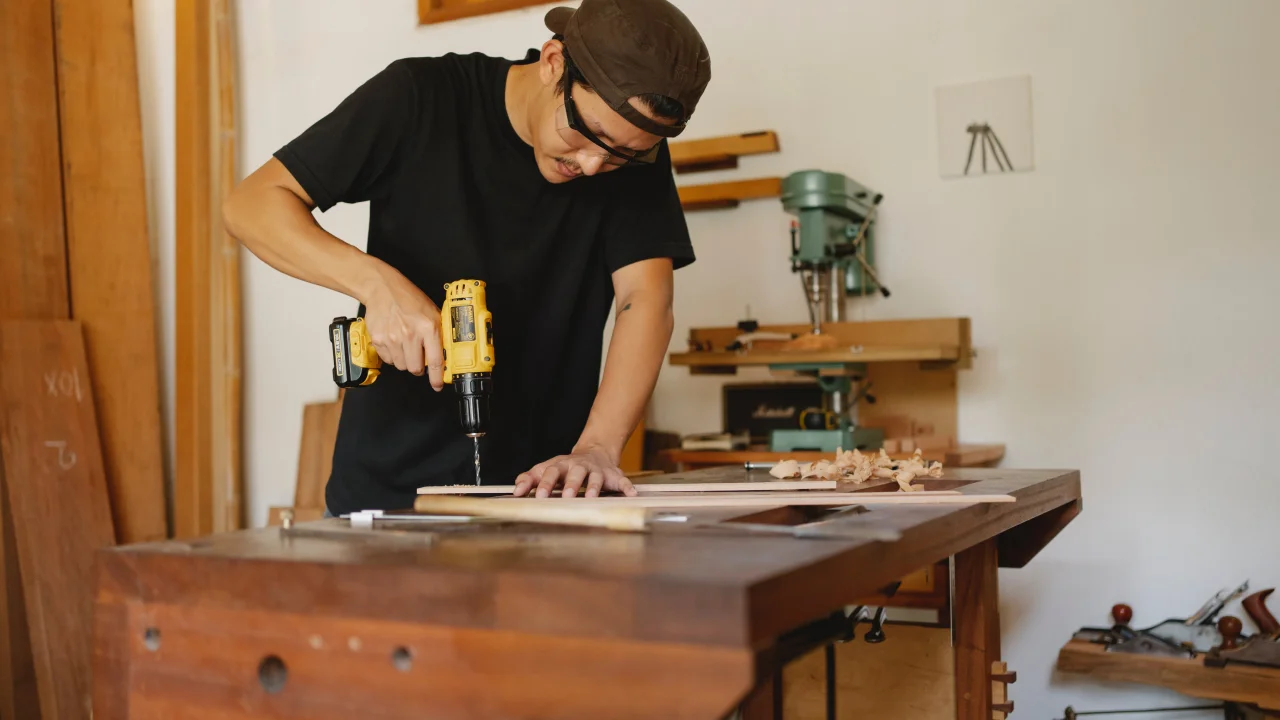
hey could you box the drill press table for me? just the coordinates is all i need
[92,468,1081,719]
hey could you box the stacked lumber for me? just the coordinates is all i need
[0,0,217,715]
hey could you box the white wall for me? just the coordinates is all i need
[133,1,1280,717]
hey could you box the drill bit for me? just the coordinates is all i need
[473,437,481,485]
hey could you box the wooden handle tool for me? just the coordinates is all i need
[413,495,648,532]
[1243,588,1279,636]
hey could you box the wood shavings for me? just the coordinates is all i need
[768,447,945,492]
[769,460,801,479]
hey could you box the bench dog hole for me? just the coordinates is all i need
[258,655,288,693]
[392,646,413,672]
[143,628,160,652]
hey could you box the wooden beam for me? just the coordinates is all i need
[53,0,168,545]
[0,320,116,720]
[176,0,213,539]
[678,177,783,211]
[176,0,243,536]
[418,0,557,25]
[668,131,779,174]
[209,0,244,533]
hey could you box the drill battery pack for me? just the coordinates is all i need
[330,316,382,388]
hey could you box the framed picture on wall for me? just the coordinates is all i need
[418,0,559,25]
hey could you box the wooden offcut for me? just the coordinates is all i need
[668,131,780,173]
[0,321,116,720]
[53,0,168,545]
[678,178,783,211]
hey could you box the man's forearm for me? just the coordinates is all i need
[223,159,383,305]
[573,291,674,463]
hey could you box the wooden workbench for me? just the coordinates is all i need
[92,467,1081,719]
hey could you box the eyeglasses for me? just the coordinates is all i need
[556,82,661,167]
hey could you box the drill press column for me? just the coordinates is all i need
[768,170,888,453]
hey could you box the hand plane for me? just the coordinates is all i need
[1204,613,1280,670]
[1072,604,1196,658]
[1073,582,1251,656]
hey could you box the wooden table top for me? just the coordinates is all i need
[98,468,1080,650]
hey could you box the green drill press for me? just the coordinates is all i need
[768,170,889,453]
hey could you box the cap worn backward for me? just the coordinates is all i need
[544,0,710,138]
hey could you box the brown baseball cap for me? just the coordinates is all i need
[544,0,710,138]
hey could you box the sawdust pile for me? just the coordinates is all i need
[769,448,943,492]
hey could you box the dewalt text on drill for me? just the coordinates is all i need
[329,279,494,484]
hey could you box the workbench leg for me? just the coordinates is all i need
[954,538,1004,720]
[737,669,781,720]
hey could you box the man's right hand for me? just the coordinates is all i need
[363,267,446,391]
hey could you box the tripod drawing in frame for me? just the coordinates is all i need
[964,122,1014,175]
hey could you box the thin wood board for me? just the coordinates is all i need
[0,321,116,720]
[481,492,1011,508]
[418,480,841,495]
[54,0,168,545]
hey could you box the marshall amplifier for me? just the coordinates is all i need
[722,382,824,446]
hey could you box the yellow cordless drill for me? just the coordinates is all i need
[329,279,494,484]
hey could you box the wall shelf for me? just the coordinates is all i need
[677,177,782,212]
[669,130,780,173]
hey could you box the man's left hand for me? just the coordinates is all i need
[514,445,639,498]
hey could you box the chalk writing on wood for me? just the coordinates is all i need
[43,369,83,402]
[43,440,77,470]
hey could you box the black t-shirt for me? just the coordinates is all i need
[274,50,695,515]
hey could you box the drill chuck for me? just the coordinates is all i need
[453,373,492,437]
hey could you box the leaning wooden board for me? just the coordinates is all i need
[1,1,73,714]
[54,0,168,545]
[1,0,70,322]
[0,321,116,720]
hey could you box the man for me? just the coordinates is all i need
[223,0,711,515]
